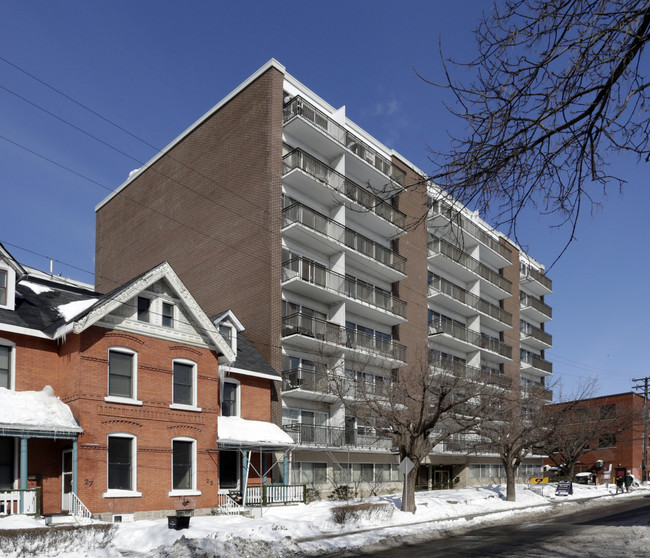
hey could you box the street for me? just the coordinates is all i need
[341,495,650,557]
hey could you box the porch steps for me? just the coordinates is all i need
[44,513,79,526]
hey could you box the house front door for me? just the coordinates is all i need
[61,449,72,511]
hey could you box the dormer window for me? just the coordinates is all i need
[0,270,6,306]
[137,297,151,322]
[219,325,232,347]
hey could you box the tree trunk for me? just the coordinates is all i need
[401,466,418,513]
[566,461,576,480]
[505,464,517,502]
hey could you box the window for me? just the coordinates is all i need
[172,360,196,407]
[221,381,239,416]
[0,270,6,306]
[293,462,327,485]
[600,404,617,420]
[107,435,137,493]
[107,349,137,402]
[0,345,11,390]
[162,302,174,328]
[137,297,150,322]
[598,433,616,448]
[218,325,232,346]
[172,439,197,493]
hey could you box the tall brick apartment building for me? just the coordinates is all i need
[94,59,553,492]
[0,244,290,520]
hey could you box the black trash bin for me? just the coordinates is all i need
[167,515,191,530]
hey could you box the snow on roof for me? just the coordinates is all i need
[20,280,53,295]
[217,416,294,449]
[0,386,82,435]
[57,298,99,321]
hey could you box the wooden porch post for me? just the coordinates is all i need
[283,453,289,485]
[72,439,78,495]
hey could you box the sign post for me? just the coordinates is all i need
[399,457,415,511]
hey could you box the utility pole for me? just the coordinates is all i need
[632,377,650,484]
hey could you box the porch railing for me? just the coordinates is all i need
[70,492,92,520]
[245,484,306,506]
[217,493,243,514]
[0,488,41,516]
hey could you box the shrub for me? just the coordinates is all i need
[328,485,357,501]
[331,502,394,525]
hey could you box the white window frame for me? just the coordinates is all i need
[0,339,16,391]
[103,433,141,498]
[161,301,175,328]
[105,347,142,406]
[169,437,200,496]
[170,359,200,412]
[136,296,152,323]
[221,379,240,417]
[0,266,16,311]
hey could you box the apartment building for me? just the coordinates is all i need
[94,59,552,494]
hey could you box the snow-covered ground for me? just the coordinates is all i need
[0,483,645,557]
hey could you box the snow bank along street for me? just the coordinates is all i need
[0,483,646,557]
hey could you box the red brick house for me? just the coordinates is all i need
[0,244,293,520]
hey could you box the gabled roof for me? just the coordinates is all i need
[67,262,235,361]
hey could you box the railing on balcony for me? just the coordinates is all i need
[0,488,40,516]
[430,199,512,261]
[429,355,513,389]
[282,149,406,230]
[282,202,406,274]
[282,367,331,395]
[282,365,396,399]
[428,275,512,326]
[520,322,552,346]
[283,423,393,449]
[282,257,407,318]
[522,386,554,401]
[428,320,512,359]
[520,293,553,319]
[525,266,552,291]
[521,353,553,373]
[428,237,512,294]
[283,96,407,187]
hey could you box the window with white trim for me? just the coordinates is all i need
[221,380,239,417]
[107,348,138,402]
[0,344,12,390]
[0,270,6,306]
[172,359,197,408]
[172,438,197,493]
[162,302,174,328]
[107,434,137,493]
[136,296,151,322]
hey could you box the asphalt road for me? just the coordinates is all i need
[342,496,650,557]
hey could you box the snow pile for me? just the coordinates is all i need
[217,416,294,447]
[57,298,98,322]
[0,386,81,433]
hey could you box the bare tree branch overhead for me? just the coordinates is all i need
[426,0,650,265]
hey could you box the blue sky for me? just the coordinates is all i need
[1,1,647,397]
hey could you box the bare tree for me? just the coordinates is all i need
[333,348,499,513]
[543,399,637,479]
[472,384,573,502]
[426,0,650,263]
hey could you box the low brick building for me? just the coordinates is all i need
[0,244,291,520]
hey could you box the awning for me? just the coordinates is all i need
[217,416,294,450]
[0,386,82,439]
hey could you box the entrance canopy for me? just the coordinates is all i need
[217,416,294,451]
[0,386,82,439]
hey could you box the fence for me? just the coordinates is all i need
[0,488,41,516]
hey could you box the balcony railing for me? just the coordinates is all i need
[429,320,512,359]
[525,266,552,291]
[282,202,406,274]
[283,96,406,187]
[282,148,406,230]
[520,293,553,320]
[428,275,512,327]
[520,323,552,346]
[428,237,512,294]
[521,353,553,373]
[282,365,396,398]
[429,355,513,389]
[522,386,554,401]
[430,199,512,261]
[282,257,407,318]
[282,423,393,449]
[282,367,331,395]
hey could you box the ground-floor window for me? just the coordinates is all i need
[469,463,541,478]
[108,435,135,490]
[293,462,327,485]
[333,463,400,484]
[172,439,195,491]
